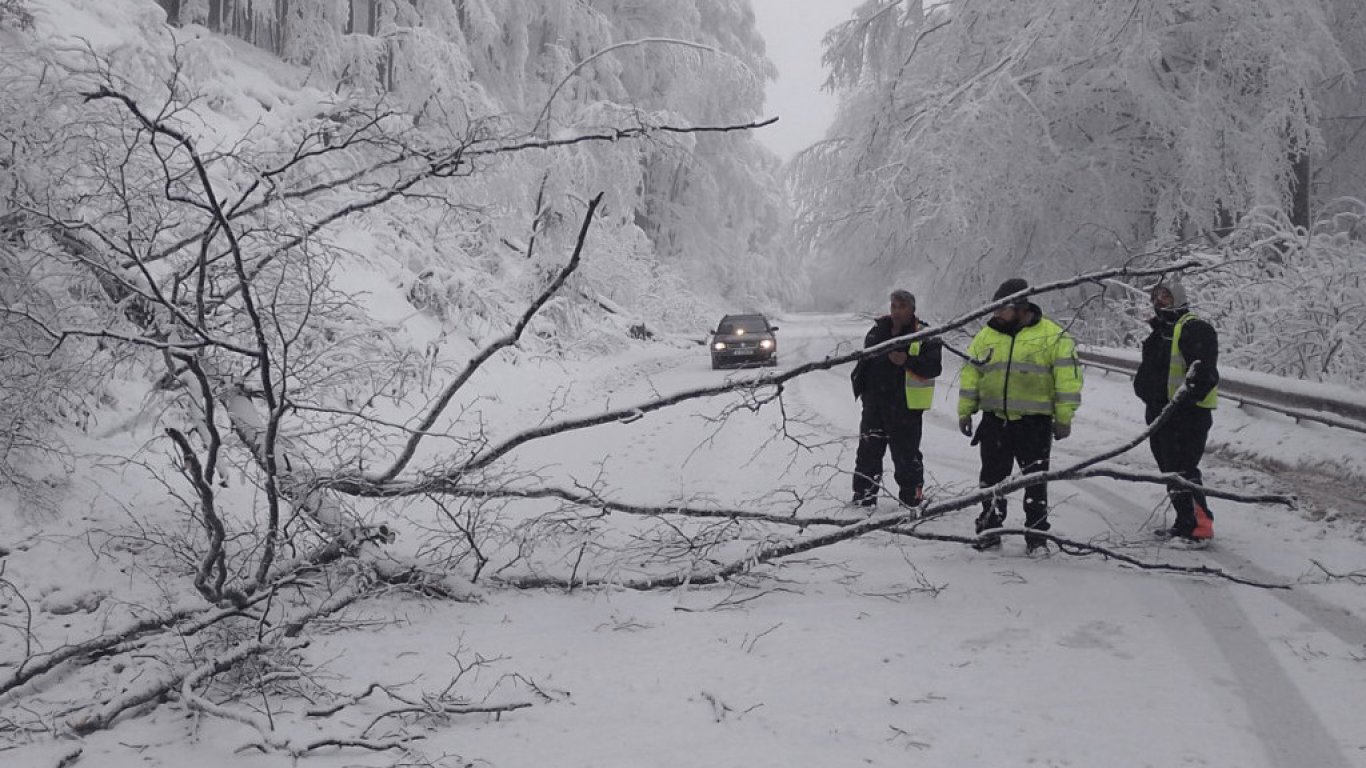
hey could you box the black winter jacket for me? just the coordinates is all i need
[1133,309,1219,407]
[851,315,943,403]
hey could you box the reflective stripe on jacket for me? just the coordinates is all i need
[958,316,1082,424]
[1168,314,1218,409]
[904,339,935,410]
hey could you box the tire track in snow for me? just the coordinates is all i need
[1179,584,1355,768]
[1069,470,1366,653]
[1201,547,1366,652]
[1067,481,1357,768]
[773,346,857,439]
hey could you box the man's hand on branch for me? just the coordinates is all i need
[888,350,908,366]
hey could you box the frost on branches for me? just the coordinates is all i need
[1189,203,1366,388]
[0,0,796,757]
[791,0,1358,316]
[0,3,1324,760]
[149,0,792,310]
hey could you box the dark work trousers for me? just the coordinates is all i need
[1145,402,1214,535]
[976,413,1053,542]
[853,401,924,505]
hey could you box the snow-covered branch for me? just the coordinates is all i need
[367,193,604,484]
[478,381,1295,592]
[322,258,1207,496]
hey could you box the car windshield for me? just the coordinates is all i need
[718,316,769,334]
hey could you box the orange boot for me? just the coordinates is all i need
[1191,502,1214,540]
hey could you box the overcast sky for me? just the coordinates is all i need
[749,0,865,161]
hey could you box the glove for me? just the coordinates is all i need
[1053,421,1071,440]
[959,416,974,437]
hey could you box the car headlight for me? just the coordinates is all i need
[713,342,727,351]
[759,339,774,350]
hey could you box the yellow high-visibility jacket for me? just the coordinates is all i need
[1167,313,1218,409]
[903,337,936,411]
[958,315,1082,425]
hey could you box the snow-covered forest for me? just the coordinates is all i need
[2,1,1365,766]
[0,0,799,507]
[793,0,1366,387]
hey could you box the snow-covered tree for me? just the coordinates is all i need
[792,0,1354,310]
[0,0,794,601]
[149,0,791,307]
[1315,0,1366,203]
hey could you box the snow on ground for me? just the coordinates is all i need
[4,312,1366,768]
[6,2,1364,765]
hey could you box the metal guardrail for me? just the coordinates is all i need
[1077,349,1366,435]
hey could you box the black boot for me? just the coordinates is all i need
[898,485,925,508]
[972,507,1005,550]
[1024,517,1051,554]
[851,491,878,508]
[851,473,880,508]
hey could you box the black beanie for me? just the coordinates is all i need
[992,278,1029,303]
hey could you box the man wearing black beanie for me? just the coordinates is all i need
[958,278,1082,553]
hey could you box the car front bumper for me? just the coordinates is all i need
[712,349,775,366]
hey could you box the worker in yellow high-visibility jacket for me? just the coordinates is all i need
[958,278,1082,553]
[1133,276,1219,546]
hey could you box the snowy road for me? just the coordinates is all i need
[346,311,1362,768]
[24,313,1366,768]
[476,312,1366,767]
[780,314,1361,767]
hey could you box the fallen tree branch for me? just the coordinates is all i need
[0,568,34,660]
[358,700,533,739]
[290,736,425,754]
[319,260,1209,496]
[346,460,1291,533]
[305,682,404,717]
[2,607,199,698]
[1309,559,1366,585]
[486,387,1294,591]
[366,192,604,484]
[62,574,368,735]
[178,637,311,750]
[884,527,1291,590]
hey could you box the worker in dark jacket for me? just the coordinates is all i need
[1133,276,1219,544]
[851,289,943,508]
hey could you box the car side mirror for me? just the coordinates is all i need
[768,326,780,332]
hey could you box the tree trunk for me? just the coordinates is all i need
[156,0,180,26]
[1290,148,1311,231]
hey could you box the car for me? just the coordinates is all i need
[710,313,779,369]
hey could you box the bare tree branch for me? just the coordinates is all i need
[481,378,1293,592]
[534,37,724,135]
[366,192,604,484]
[321,259,1207,496]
